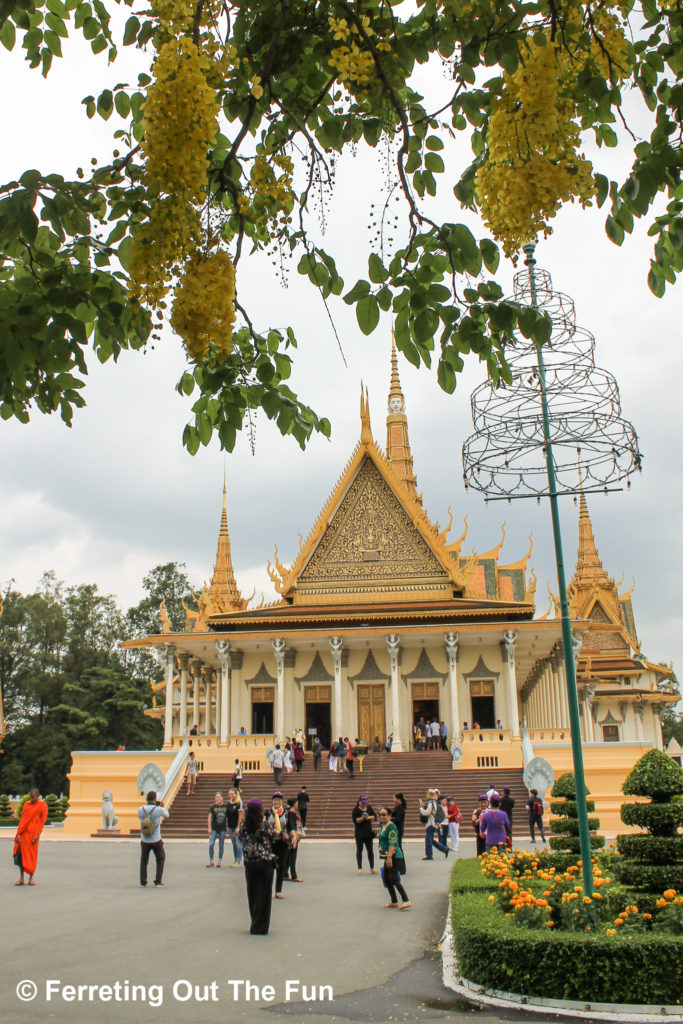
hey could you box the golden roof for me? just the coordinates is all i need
[194,479,247,629]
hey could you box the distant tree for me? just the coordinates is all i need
[125,562,198,680]
[51,667,162,751]
[62,582,128,681]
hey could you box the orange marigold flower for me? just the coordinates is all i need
[663,889,677,900]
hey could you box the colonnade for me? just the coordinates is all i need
[157,629,524,750]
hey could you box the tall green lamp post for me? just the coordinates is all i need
[462,246,641,898]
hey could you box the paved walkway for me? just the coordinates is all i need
[1,836,563,1024]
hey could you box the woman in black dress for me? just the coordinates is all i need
[239,798,275,934]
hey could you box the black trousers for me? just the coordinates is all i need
[140,840,165,885]
[355,835,374,869]
[383,863,408,904]
[530,815,546,842]
[346,759,355,777]
[274,843,289,893]
[244,860,274,934]
[286,844,299,879]
[299,807,308,828]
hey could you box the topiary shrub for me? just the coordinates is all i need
[617,748,683,906]
[548,771,604,859]
[45,793,63,822]
[59,794,69,818]
[0,793,15,825]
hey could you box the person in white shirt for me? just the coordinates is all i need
[271,745,285,784]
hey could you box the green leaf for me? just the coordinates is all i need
[368,252,388,284]
[19,205,39,244]
[480,238,499,273]
[437,360,456,394]
[0,20,17,50]
[425,135,444,151]
[356,294,380,335]
[114,91,131,118]
[605,215,624,246]
[123,15,140,45]
[424,152,444,174]
[44,30,63,56]
[91,34,107,54]
[343,279,371,305]
[647,267,665,297]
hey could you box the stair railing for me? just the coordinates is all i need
[521,716,535,767]
[160,730,189,802]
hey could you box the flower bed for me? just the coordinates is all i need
[450,854,683,1004]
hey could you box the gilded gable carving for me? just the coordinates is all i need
[299,458,449,586]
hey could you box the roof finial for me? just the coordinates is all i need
[360,381,373,445]
[203,475,247,622]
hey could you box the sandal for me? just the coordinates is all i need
[399,902,412,910]
[275,893,285,900]
[14,881,24,886]
[206,863,214,868]
[27,881,36,886]
[384,902,398,908]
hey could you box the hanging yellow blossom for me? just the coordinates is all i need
[475,38,595,259]
[171,249,237,364]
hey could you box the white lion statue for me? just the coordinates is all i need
[101,790,119,830]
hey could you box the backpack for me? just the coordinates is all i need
[140,806,155,838]
[532,799,543,817]
[435,803,445,824]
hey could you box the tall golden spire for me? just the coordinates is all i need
[206,476,247,615]
[570,487,612,591]
[386,330,421,503]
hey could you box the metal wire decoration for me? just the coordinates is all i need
[461,243,643,903]
[462,246,642,500]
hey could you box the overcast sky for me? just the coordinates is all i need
[1,24,681,688]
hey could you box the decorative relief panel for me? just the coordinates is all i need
[299,458,449,585]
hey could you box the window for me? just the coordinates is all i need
[602,724,619,743]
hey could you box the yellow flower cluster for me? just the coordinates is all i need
[142,38,219,201]
[328,14,376,87]
[238,153,294,235]
[128,196,201,307]
[475,38,595,259]
[585,4,634,81]
[171,249,236,363]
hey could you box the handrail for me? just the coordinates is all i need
[521,717,534,767]
[160,731,189,802]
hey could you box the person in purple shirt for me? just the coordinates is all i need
[479,795,510,852]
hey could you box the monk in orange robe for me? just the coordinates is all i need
[13,789,48,885]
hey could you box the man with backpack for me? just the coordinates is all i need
[419,788,449,860]
[526,788,547,844]
[138,791,170,887]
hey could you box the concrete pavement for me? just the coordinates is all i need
[1,836,563,1024]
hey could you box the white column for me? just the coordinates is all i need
[502,630,520,737]
[386,634,404,752]
[445,632,460,739]
[272,639,286,738]
[202,669,211,735]
[162,645,176,747]
[556,655,569,729]
[634,701,644,742]
[191,658,201,731]
[178,653,189,739]
[329,636,343,740]
[217,640,230,745]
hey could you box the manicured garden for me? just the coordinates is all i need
[449,750,683,1006]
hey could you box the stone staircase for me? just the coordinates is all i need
[153,752,528,839]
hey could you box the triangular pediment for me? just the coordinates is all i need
[270,445,466,605]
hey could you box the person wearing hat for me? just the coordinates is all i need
[267,792,293,898]
[419,788,449,860]
[479,794,511,853]
[238,798,276,934]
[500,786,515,832]
[472,793,488,857]
[352,795,378,874]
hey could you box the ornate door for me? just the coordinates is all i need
[357,684,386,744]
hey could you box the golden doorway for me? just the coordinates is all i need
[357,684,386,745]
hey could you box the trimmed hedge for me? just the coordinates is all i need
[449,857,497,894]
[617,748,683,904]
[617,834,683,863]
[548,772,604,859]
[549,816,600,835]
[616,862,683,892]
[621,801,683,834]
[623,748,683,802]
[451,889,683,1004]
